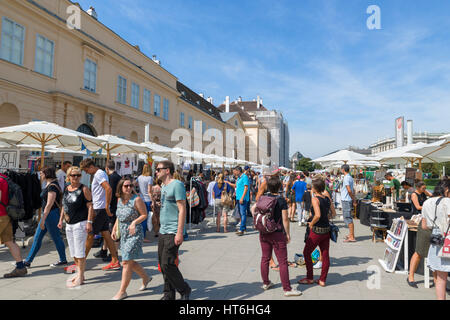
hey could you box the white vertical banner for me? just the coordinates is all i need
[395,117,404,148]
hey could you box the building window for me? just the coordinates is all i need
[35,34,54,77]
[143,89,151,113]
[131,82,140,109]
[1,17,25,66]
[163,98,169,120]
[154,94,161,116]
[83,59,97,92]
[180,112,185,127]
[235,120,238,127]
[202,121,206,133]
[117,75,127,104]
[188,116,193,129]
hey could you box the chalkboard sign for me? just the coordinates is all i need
[0,149,20,169]
[405,168,416,186]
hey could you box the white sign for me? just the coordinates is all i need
[0,149,20,169]
[395,117,404,148]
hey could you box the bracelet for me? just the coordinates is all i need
[87,221,93,224]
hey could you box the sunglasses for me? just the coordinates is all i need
[123,184,133,188]
[156,167,168,172]
[70,174,82,177]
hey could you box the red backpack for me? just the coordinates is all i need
[253,195,282,234]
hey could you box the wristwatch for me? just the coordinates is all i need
[87,221,93,224]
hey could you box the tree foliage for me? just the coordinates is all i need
[296,157,321,171]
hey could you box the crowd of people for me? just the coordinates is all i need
[0,160,449,300]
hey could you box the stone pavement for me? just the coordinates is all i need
[0,211,443,300]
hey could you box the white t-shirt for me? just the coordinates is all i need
[207,181,216,205]
[137,175,153,203]
[92,169,109,210]
[56,169,66,191]
[422,197,450,235]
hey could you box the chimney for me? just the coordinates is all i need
[238,96,242,102]
[225,96,230,113]
[86,6,98,20]
[207,97,214,105]
[407,120,413,145]
[152,55,161,66]
[257,96,260,109]
[199,93,204,98]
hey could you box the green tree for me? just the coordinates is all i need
[296,157,320,172]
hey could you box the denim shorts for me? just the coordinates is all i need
[342,201,353,225]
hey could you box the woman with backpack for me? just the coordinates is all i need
[214,173,232,232]
[57,166,93,287]
[252,175,302,297]
[23,167,67,268]
[298,178,336,287]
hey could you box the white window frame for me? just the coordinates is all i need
[163,98,169,120]
[35,34,54,77]
[143,88,151,113]
[188,116,193,129]
[131,82,140,109]
[117,75,127,104]
[180,112,185,127]
[154,94,161,117]
[83,59,97,92]
[1,17,25,66]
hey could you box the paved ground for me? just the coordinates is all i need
[0,210,444,300]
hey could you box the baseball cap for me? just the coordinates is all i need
[244,165,250,171]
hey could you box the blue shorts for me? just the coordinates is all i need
[342,201,353,225]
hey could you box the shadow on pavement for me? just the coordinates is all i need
[330,256,373,267]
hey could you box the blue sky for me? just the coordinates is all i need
[77,0,450,159]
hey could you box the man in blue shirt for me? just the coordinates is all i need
[292,174,308,226]
[341,164,357,242]
[227,166,249,236]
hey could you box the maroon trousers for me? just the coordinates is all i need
[303,231,330,283]
[259,232,292,291]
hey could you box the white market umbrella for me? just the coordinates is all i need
[96,135,151,161]
[140,142,173,157]
[0,121,106,168]
[312,149,370,165]
[408,139,450,164]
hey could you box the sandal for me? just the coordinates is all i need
[315,279,326,287]
[270,265,279,271]
[343,238,356,243]
[298,278,314,285]
[288,261,297,268]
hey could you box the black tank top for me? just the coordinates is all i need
[412,191,427,214]
[311,195,331,228]
[63,184,89,225]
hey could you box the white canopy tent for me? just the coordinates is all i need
[312,149,371,166]
[0,121,106,168]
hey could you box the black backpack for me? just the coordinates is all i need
[0,175,25,221]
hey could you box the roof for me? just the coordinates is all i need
[217,102,254,121]
[220,112,238,122]
[176,82,223,122]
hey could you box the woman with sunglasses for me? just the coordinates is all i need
[58,166,94,287]
[111,178,151,300]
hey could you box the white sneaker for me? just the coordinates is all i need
[313,261,322,269]
[284,289,302,297]
[262,282,274,290]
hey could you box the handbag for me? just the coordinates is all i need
[221,190,233,208]
[188,188,200,207]
[147,211,154,232]
[115,220,121,240]
[329,223,339,243]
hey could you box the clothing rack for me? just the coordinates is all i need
[189,176,202,231]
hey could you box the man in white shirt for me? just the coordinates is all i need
[56,161,72,191]
[80,158,120,271]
